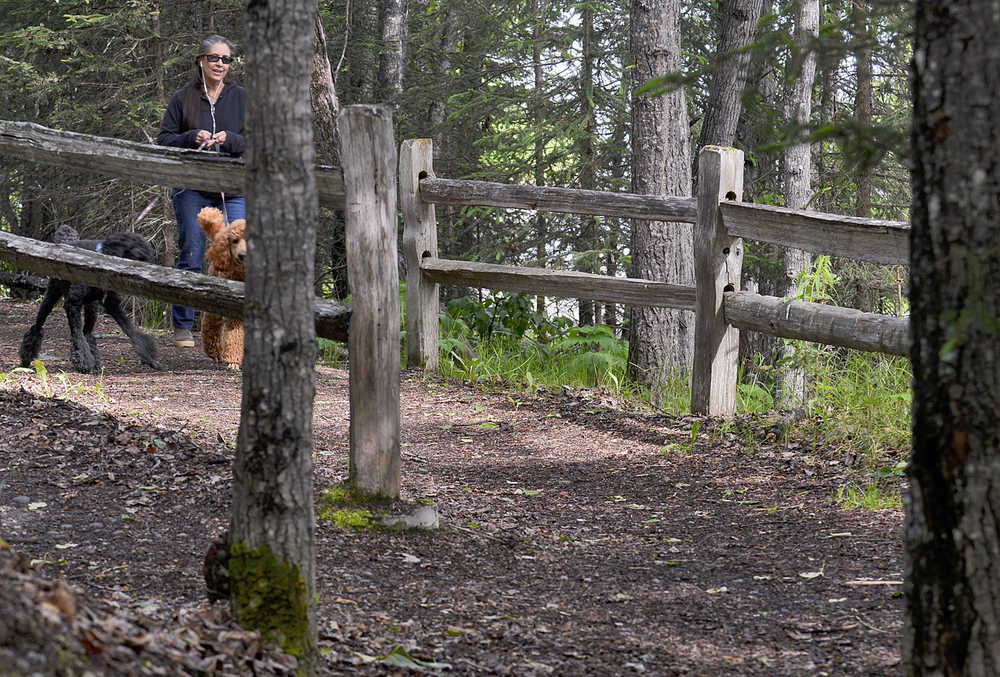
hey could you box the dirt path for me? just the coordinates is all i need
[0,297,905,675]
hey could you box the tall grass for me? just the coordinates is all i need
[782,256,912,466]
[806,351,911,463]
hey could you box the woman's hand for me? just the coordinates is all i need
[195,130,227,149]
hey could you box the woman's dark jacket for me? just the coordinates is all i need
[157,83,245,157]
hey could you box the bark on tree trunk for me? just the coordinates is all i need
[429,0,463,302]
[906,2,1000,675]
[577,3,599,326]
[693,0,765,184]
[311,12,348,300]
[852,1,873,218]
[778,0,818,409]
[230,0,319,670]
[312,12,341,165]
[532,0,548,314]
[378,0,409,105]
[351,0,379,102]
[628,0,693,404]
[429,0,459,148]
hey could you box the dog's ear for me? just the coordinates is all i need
[197,207,226,239]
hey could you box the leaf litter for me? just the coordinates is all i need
[0,297,906,675]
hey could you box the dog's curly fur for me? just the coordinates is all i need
[198,207,246,369]
[19,226,163,374]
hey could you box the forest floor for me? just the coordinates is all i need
[0,296,907,676]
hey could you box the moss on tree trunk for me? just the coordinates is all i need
[228,541,314,660]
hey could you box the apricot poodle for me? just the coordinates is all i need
[198,206,246,368]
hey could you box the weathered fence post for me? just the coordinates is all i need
[399,139,440,371]
[340,105,400,498]
[691,146,744,416]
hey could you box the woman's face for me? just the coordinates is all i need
[200,44,232,85]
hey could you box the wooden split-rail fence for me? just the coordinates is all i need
[399,140,909,417]
[0,105,910,499]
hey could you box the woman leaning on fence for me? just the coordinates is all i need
[157,34,246,348]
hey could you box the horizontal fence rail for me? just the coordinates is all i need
[0,120,347,208]
[724,291,909,356]
[0,230,351,342]
[420,258,698,311]
[720,201,909,266]
[419,177,699,222]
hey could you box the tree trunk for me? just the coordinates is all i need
[312,11,341,165]
[532,0,548,314]
[577,2,599,326]
[0,167,20,233]
[429,0,463,302]
[815,0,843,214]
[152,5,175,268]
[429,0,460,148]
[311,12,347,300]
[906,2,1000,675]
[852,1,873,218]
[18,170,46,240]
[378,0,409,105]
[628,0,693,405]
[778,0,818,409]
[351,0,378,102]
[694,0,765,183]
[231,0,319,670]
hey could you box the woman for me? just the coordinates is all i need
[157,34,246,348]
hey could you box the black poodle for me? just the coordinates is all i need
[19,225,164,374]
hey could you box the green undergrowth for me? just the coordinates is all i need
[805,351,911,463]
[433,293,687,409]
[738,349,911,510]
[6,360,108,400]
[836,479,904,511]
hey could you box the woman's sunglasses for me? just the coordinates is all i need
[201,54,234,64]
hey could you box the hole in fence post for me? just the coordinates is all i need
[723,247,730,255]
[418,170,429,180]
[723,284,735,293]
[724,191,737,201]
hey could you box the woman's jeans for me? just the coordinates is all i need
[171,188,246,330]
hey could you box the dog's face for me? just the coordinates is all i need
[223,220,247,270]
[204,218,246,277]
[99,232,156,263]
[199,207,246,277]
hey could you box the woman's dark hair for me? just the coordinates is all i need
[180,35,237,131]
